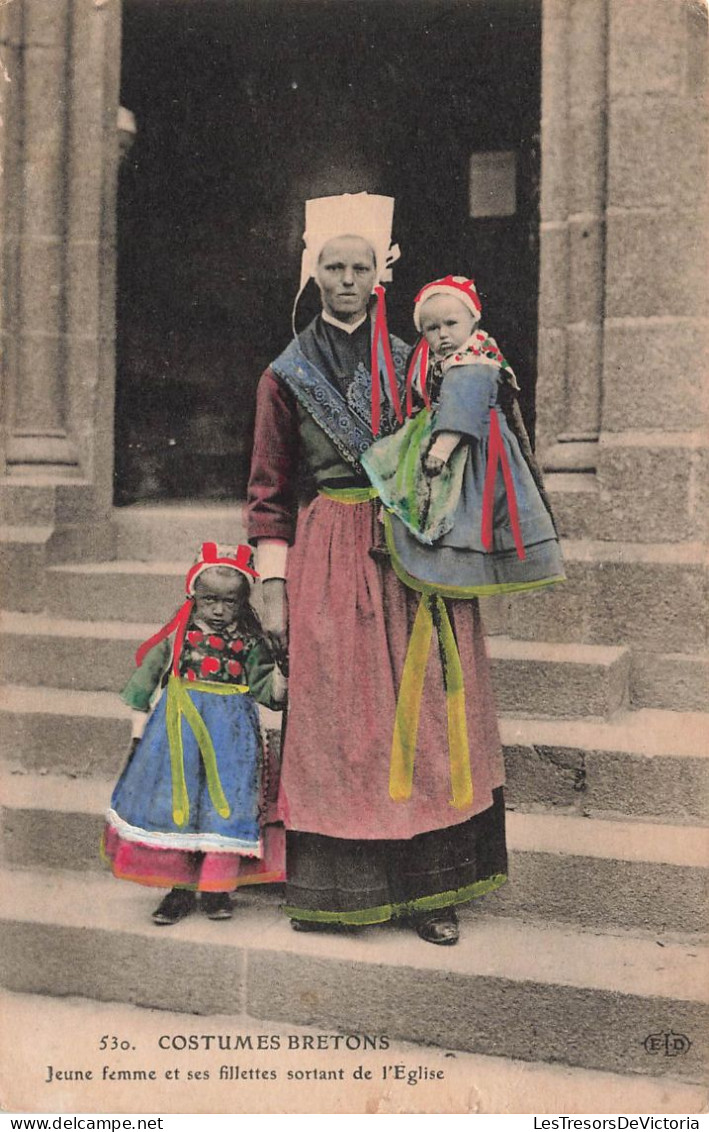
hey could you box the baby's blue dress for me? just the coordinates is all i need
[362,362,565,597]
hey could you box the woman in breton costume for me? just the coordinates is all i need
[247,193,507,944]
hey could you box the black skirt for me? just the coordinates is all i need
[282,787,507,925]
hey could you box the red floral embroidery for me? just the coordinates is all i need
[227,660,243,677]
[185,668,197,681]
[208,635,225,650]
[186,630,203,646]
[200,657,220,677]
[230,640,244,653]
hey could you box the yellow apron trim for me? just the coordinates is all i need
[389,594,434,802]
[166,677,190,826]
[183,679,249,695]
[433,595,474,809]
[166,676,247,826]
[318,485,379,504]
[382,510,565,598]
[389,594,473,811]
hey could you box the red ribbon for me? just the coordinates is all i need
[370,286,403,436]
[405,338,431,417]
[481,409,526,560]
[134,599,193,674]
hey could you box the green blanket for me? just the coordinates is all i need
[361,410,467,545]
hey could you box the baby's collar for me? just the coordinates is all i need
[439,327,520,390]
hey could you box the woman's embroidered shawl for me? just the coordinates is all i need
[271,316,410,472]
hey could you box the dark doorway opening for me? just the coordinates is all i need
[115,0,541,504]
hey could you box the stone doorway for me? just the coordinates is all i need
[114,0,542,505]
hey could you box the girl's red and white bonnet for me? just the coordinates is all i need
[185,541,258,596]
[413,275,482,331]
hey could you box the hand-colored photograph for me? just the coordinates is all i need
[0,0,706,1116]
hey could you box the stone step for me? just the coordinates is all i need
[630,651,709,714]
[41,560,511,646]
[2,773,706,935]
[0,525,53,612]
[502,711,709,821]
[47,560,186,623]
[545,472,600,541]
[507,540,706,655]
[497,810,709,934]
[0,480,115,613]
[1,687,705,819]
[1,612,631,719]
[42,541,709,713]
[0,867,706,1080]
[488,637,630,718]
[112,504,246,562]
[45,562,512,638]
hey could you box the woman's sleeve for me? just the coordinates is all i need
[247,368,300,546]
[244,640,287,711]
[433,364,498,440]
[120,638,171,711]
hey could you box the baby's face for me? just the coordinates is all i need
[418,294,477,360]
[193,568,247,632]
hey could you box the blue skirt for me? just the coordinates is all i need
[108,681,263,855]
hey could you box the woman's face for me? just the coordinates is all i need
[315,236,376,324]
[418,294,477,360]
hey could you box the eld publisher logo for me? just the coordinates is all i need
[643,1030,692,1057]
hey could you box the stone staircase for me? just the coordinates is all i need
[0,500,707,1086]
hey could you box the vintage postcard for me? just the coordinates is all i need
[0,0,707,1117]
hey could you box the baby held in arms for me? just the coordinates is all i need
[362,275,565,597]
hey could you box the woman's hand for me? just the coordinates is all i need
[261,578,289,653]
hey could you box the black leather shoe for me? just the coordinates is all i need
[200,892,233,920]
[151,888,196,926]
[413,908,459,945]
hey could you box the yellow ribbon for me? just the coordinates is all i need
[318,485,379,504]
[390,594,473,810]
[316,493,472,808]
[165,676,248,827]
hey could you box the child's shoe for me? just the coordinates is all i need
[151,888,196,926]
[201,892,233,920]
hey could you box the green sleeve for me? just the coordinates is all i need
[244,640,287,711]
[120,638,171,711]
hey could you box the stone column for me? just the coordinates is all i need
[64,0,121,505]
[2,0,121,501]
[5,0,80,474]
[537,0,608,474]
[535,0,569,465]
[0,0,23,473]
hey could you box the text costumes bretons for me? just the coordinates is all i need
[247,193,562,940]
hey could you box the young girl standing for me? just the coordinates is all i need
[362,275,565,597]
[102,542,287,925]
